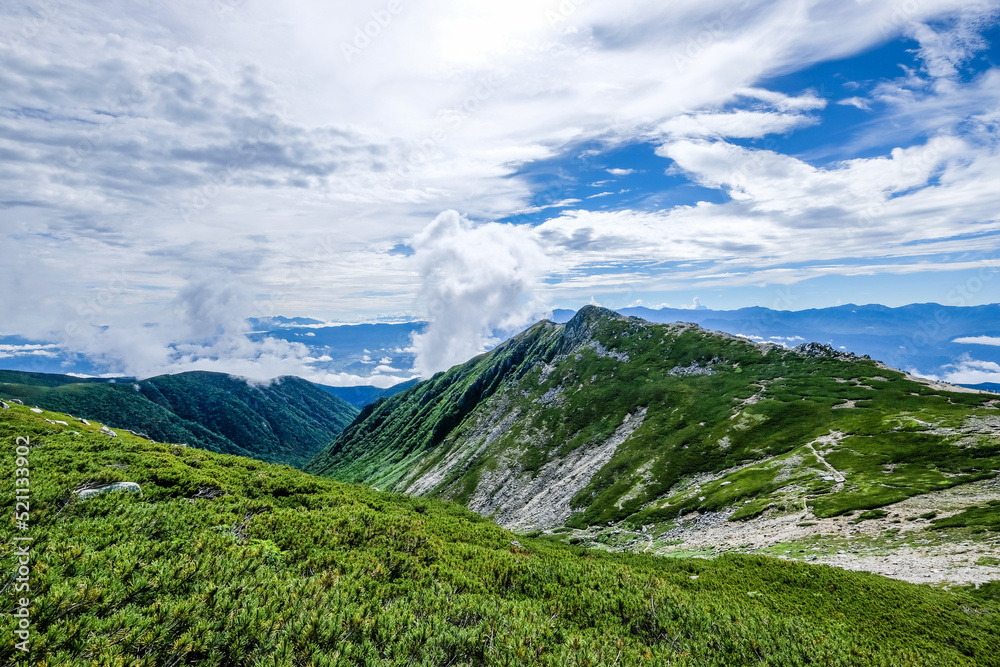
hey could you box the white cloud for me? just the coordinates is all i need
[953,336,1000,346]
[0,0,998,378]
[679,297,708,310]
[837,97,871,110]
[607,168,635,176]
[737,88,827,112]
[0,343,60,359]
[927,356,1000,385]
[408,210,549,376]
[513,198,582,215]
[657,109,819,140]
[658,135,969,214]
[910,13,992,80]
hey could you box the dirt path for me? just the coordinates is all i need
[804,432,845,484]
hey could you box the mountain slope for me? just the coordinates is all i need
[2,402,998,665]
[0,370,358,467]
[308,306,1000,532]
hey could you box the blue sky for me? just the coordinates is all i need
[2,1,1000,381]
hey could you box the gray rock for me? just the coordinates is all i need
[75,482,142,500]
[668,361,716,377]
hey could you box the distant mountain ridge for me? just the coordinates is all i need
[309,306,1000,532]
[553,302,1000,380]
[963,382,1000,394]
[2,303,994,387]
[0,369,358,467]
[317,378,420,407]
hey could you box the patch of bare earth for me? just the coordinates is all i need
[614,476,1000,586]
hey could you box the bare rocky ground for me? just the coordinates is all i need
[552,476,1000,587]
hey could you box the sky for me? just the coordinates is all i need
[2,0,1000,382]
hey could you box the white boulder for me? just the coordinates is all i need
[75,482,142,500]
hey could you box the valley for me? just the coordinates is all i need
[0,370,358,467]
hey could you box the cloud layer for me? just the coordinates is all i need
[2,0,1000,380]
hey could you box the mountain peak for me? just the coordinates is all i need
[561,304,629,351]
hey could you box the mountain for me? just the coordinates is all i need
[963,382,1000,394]
[2,401,997,665]
[308,306,1000,537]
[317,378,420,407]
[553,303,1000,380]
[0,369,358,467]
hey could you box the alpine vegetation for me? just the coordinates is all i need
[1,402,998,665]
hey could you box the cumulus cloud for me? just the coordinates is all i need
[52,271,300,378]
[409,210,549,376]
[924,355,1000,385]
[38,271,413,386]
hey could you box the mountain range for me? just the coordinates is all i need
[3,303,998,388]
[0,369,358,467]
[555,302,1000,385]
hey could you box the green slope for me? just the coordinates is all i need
[2,402,998,665]
[307,306,1000,530]
[0,370,358,467]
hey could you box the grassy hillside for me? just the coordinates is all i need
[0,370,358,467]
[308,306,1000,531]
[2,402,998,665]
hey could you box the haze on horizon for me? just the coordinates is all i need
[2,0,1000,383]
